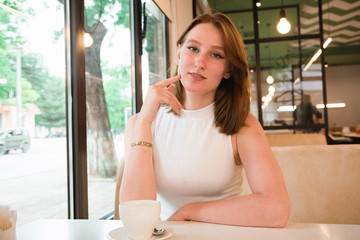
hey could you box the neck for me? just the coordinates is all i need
[182,91,215,110]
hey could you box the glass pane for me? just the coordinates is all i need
[142,0,167,97]
[300,37,325,131]
[84,0,131,218]
[0,1,67,225]
[259,38,325,132]
[260,40,300,127]
[245,44,258,117]
[299,62,325,131]
[228,11,254,41]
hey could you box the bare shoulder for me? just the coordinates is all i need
[237,112,266,138]
[235,112,272,164]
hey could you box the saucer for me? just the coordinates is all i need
[107,227,174,240]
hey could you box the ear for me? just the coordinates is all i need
[176,44,181,64]
[223,65,233,79]
[223,70,231,79]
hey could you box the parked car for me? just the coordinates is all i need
[0,129,31,155]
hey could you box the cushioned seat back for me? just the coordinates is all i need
[243,144,360,224]
[266,133,327,146]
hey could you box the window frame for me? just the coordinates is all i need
[65,0,169,219]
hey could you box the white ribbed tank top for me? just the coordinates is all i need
[152,103,244,220]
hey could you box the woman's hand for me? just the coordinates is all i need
[138,75,183,124]
[168,204,191,221]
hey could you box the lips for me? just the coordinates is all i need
[189,72,206,80]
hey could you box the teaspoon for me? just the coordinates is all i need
[152,228,166,237]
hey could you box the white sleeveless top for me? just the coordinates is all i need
[152,103,244,220]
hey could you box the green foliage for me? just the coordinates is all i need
[103,65,131,132]
[85,0,129,29]
[114,0,130,28]
[35,77,66,128]
[0,50,16,99]
[0,51,40,105]
[1,0,131,131]
[20,53,65,127]
[21,78,39,103]
[21,53,48,92]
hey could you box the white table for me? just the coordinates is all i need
[17,219,360,240]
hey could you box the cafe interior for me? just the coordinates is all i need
[0,0,359,239]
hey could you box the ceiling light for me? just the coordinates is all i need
[303,37,332,71]
[277,105,297,112]
[293,77,300,85]
[323,37,332,48]
[277,9,291,34]
[266,74,274,84]
[268,85,276,93]
[256,1,261,7]
[316,103,346,109]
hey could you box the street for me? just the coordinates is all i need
[0,137,116,226]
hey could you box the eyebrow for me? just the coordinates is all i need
[186,39,225,52]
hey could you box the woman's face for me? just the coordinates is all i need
[177,23,231,99]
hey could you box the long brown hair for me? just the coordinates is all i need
[174,12,251,135]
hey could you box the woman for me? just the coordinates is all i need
[120,12,290,227]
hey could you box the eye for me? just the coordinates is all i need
[211,53,224,59]
[187,46,198,52]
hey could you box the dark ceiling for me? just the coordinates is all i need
[208,0,360,67]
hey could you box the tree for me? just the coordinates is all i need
[0,0,24,100]
[2,0,132,177]
[84,0,130,177]
[35,76,65,129]
[0,0,41,115]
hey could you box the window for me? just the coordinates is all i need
[83,0,132,219]
[0,0,67,225]
[1,0,168,224]
[141,0,168,97]
[211,0,327,134]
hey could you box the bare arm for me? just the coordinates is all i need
[168,113,290,227]
[119,75,183,202]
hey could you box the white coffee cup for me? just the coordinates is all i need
[119,200,160,240]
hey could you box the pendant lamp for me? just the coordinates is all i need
[277,0,291,34]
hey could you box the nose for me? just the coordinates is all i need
[194,53,206,69]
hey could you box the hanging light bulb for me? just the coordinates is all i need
[277,8,291,34]
[84,33,93,48]
[266,74,274,84]
[277,0,291,35]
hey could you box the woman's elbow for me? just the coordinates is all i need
[269,195,290,228]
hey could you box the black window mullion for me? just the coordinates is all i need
[65,0,88,219]
[252,0,263,124]
[131,0,143,113]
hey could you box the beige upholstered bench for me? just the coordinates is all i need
[242,144,360,224]
[115,144,360,224]
[266,133,327,146]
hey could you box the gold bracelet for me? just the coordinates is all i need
[131,141,153,147]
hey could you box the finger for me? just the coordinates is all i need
[166,84,175,92]
[164,86,184,110]
[166,95,183,113]
[157,74,181,88]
